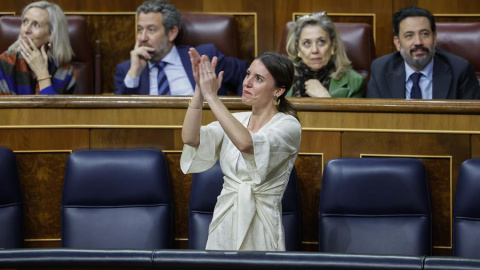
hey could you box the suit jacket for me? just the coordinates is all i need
[329,69,365,98]
[367,48,480,99]
[114,44,249,95]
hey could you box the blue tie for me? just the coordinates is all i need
[157,61,170,95]
[410,72,422,99]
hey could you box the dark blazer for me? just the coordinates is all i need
[367,48,480,99]
[114,44,249,95]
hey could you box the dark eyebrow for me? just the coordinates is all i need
[256,74,266,80]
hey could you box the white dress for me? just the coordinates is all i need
[181,111,301,251]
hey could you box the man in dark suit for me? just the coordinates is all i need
[114,0,248,96]
[367,6,480,99]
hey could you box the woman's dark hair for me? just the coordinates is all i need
[255,52,298,120]
[393,6,436,37]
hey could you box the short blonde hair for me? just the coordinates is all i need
[9,1,73,66]
[286,12,351,80]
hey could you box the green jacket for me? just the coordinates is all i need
[287,69,365,98]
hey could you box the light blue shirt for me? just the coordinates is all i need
[124,46,194,95]
[404,59,434,99]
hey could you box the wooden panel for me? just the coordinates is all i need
[83,14,136,94]
[167,153,191,249]
[234,14,256,61]
[17,152,69,241]
[473,135,480,159]
[0,129,89,150]
[0,129,89,248]
[90,129,177,150]
[343,132,470,255]
[394,0,480,15]
[295,155,322,251]
[297,131,341,250]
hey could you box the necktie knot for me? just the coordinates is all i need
[157,61,168,69]
[410,72,422,99]
[410,72,422,84]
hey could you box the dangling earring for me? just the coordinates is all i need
[273,96,279,106]
[48,42,51,47]
[331,50,334,56]
[297,52,301,58]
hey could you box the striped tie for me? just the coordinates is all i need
[157,61,170,95]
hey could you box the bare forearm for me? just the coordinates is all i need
[181,89,203,147]
[206,96,254,154]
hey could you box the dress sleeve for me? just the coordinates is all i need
[240,115,301,184]
[180,121,224,174]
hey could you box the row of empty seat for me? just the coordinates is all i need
[0,146,479,257]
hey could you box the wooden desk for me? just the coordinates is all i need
[1,96,479,254]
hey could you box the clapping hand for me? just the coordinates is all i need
[189,48,223,100]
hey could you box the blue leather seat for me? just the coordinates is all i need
[188,162,301,250]
[453,159,480,258]
[61,149,174,249]
[0,147,23,248]
[319,158,432,256]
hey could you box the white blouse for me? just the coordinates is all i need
[181,111,301,251]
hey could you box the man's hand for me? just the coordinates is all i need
[127,40,155,78]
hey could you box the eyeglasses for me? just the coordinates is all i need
[296,11,327,21]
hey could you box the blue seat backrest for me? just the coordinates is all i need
[61,149,173,249]
[320,158,432,256]
[0,147,23,248]
[453,159,480,258]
